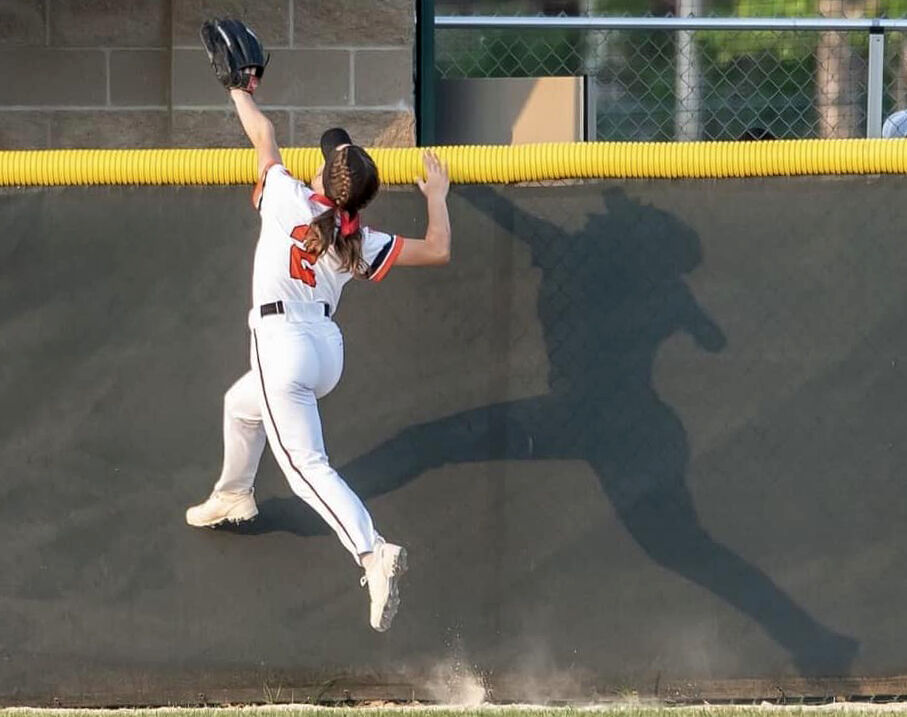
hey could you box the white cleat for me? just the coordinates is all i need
[185,490,258,527]
[361,541,408,632]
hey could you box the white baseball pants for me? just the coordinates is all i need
[213,311,380,565]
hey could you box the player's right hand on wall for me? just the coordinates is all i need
[200,19,270,93]
[417,151,450,200]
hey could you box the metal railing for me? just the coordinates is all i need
[423,14,907,144]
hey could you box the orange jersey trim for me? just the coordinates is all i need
[251,161,285,210]
[370,235,404,283]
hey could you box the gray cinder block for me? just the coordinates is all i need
[0,112,50,148]
[2,49,106,105]
[170,109,290,147]
[51,110,170,147]
[0,0,47,46]
[254,49,350,107]
[171,0,290,47]
[110,50,169,106]
[292,109,414,146]
[172,49,231,106]
[294,0,414,47]
[354,49,413,107]
[50,0,167,47]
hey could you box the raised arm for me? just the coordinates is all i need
[199,19,275,178]
[397,152,452,267]
[230,89,281,178]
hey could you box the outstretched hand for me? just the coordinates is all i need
[416,151,450,200]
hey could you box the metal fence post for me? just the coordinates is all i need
[675,0,703,141]
[416,0,436,146]
[867,26,885,138]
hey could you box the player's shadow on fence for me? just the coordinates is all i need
[339,185,858,677]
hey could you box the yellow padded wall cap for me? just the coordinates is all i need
[2,140,907,186]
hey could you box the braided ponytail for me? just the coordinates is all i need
[305,145,380,279]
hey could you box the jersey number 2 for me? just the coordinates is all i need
[290,225,317,287]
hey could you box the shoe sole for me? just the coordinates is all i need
[374,546,408,632]
[186,504,258,528]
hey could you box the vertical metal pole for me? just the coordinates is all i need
[581,0,605,140]
[867,27,885,138]
[416,0,436,147]
[584,75,597,141]
[675,0,703,141]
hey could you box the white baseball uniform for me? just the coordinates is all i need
[213,162,403,564]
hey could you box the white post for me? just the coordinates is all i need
[675,0,703,141]
[866,29,885,137]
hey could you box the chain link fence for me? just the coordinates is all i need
[437,1,907,18]
[434,5,907,140]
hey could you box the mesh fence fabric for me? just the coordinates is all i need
[435,2,907,141]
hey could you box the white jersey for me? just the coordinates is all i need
[250,162,403,313]
[195,160,408,621]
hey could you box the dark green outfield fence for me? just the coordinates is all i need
[2,179,907,705]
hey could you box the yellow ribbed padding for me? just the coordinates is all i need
[4,140,907,186]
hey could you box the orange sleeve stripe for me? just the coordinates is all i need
[370,235,404,283]
[251,161,285,210]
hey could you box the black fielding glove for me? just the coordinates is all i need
[200,18,269,93]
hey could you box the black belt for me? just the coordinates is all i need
[260,300,329,318]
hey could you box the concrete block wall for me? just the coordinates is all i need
[0,0,416,149]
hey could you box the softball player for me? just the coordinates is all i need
[186,19,451,632]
